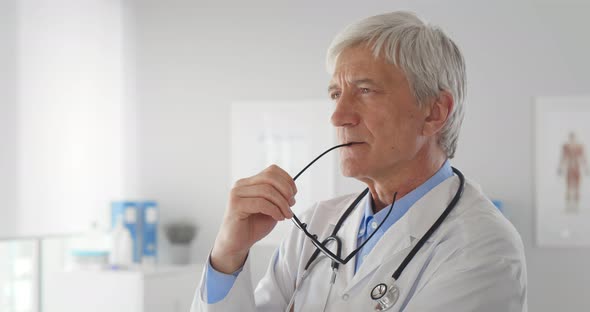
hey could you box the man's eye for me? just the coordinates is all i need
[360,88,371,94]
[330,92,341,100]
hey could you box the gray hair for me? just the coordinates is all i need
[326,11,466,158]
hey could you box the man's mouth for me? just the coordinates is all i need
[344,141,364,146]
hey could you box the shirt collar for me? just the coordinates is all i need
[357,160,454,239]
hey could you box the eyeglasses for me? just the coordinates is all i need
[290,143,397,266]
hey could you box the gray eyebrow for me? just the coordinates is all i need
[328,78,379,93]
[328,83,339,93]
[351,78,379,86]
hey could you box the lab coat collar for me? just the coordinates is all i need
[405,174,461,241]
[359,159,454,241]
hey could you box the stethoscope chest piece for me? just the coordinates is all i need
[371,282,399,311]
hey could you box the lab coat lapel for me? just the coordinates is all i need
[342,175,460,293]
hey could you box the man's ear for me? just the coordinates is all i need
[422,90,454,137]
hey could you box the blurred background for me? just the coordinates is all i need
[1,0,589,311]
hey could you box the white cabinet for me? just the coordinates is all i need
[45,265,202,312]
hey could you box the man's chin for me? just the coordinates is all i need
[339,164,364,178]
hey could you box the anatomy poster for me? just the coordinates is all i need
[535,96,590,247]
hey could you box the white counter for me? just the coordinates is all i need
[45,264,202,312]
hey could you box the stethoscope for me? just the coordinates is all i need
[285,166,465,312]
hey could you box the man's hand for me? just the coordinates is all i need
[210,165,297,274]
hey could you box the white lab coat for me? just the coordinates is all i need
[191,175,528,311]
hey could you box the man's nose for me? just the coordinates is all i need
[330,93,360,128]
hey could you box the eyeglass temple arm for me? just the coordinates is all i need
[292,143,353,181]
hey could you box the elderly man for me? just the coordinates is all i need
[191,11,527,312]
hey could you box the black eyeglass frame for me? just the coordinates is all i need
[289,143,398,265]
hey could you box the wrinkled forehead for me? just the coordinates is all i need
[329,45,406,87]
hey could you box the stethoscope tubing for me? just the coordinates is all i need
[288,167,465,311]
[391,167,464,280]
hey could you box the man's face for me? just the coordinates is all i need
[329,45,428,180]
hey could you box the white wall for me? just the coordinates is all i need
[0,0,18,238]
[0,0,137,239]
[130,0,590,310]
[14,0,129,237]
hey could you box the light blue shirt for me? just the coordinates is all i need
[204,160,453,304]
[354,160,453,271]
[204,262,243,303]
